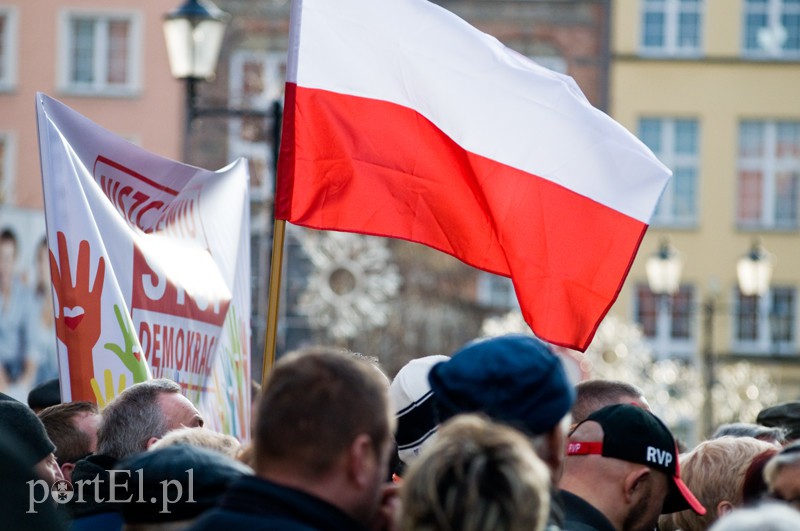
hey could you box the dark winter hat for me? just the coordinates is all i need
[117,444,251,524]
[28,378,61,411]
[0,400,56,466]
[757,401,800,440]
[567,404,705,515]
[428,334,575,436]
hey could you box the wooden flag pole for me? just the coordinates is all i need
[262,218,286,384]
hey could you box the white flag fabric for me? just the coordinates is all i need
[36,93,251,439]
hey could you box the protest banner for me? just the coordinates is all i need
[37,94,251,439]
[275,0,671,352]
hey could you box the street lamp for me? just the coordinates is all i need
[163,0,281,157]
[163,0,284,381]
[645,239,775,436]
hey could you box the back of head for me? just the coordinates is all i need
[97,378,181,459]
[401,414,551,531]
[763,441,800,501]
[428,334,575,436]
[38,401,99,464]
[708,502,800,531]
[254,346,393,478]
[149,426,241,459]
[671,436,777,531]
[117,444,251,526]
[571,379,647,426]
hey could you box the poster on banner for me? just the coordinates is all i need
[36,93,251,439]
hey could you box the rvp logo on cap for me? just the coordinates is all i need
[646,446,673,468]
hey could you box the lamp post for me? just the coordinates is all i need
[163,0,281,162]
[645,239,774,436]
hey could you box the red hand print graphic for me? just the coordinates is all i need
[49,232,106,402]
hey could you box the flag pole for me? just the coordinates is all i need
[262,218,286,383]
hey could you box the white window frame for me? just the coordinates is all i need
[639,117,699,227]
[0,7,19,92]
[634,282,696,360]
[743,0,800,59]
[476,273,519,310]
[731,286,797,355]
[640,0,704,57]
[0,131,16,204]
[57,9,142,96]
[737,120,800,230]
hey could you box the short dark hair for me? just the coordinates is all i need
[572,379,645,425]
[96,379,181,459]
[38,401,98,464]
[255,346,392,477]
[0,228,17,252]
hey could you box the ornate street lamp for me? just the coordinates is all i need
[646,239,683,296]
[163,0,228,81]
[737,240,775,297]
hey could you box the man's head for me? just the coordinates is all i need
[38,401,100,481]
[96,378,203,459]
[764,441,800,512]
[427,334,575,479]
[711,422,785,446]
[669,436,777,530]
[561,404,705,531]
[254,346,395,527]
[571,379,650,427]
[0,400,63,484]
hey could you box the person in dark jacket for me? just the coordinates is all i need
[190,346,397,531]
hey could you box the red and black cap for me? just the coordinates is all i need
[567,403,706,515]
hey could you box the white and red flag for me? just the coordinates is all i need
[37,94,251,439]
[276,0,671,351]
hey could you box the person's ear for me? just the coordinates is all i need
[347,434,376,489]
[60,462,75,483]
[623,467,651,504]
[717,500,735,517]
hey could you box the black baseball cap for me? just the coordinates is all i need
[567,404,705,515]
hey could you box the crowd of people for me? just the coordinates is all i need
[2,333,800,530]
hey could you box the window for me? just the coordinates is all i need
[638,118,699,227]
[0,7,18,91]
[59,11,141,95]
[634,283,695,359]
[641,0,703,56]
[477,274,519,310]
[743,0,800,58]
[733,286,796,354]
[737,121,800,229]
[0,133,14,204]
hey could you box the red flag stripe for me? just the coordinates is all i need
[277,84,647,350]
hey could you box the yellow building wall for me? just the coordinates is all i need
[610,0,800,401]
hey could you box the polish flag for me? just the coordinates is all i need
[276,0,671,351]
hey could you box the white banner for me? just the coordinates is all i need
[36,93,251,439]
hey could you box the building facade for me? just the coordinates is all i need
[0,0,182,258]
[610,0,800,402]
